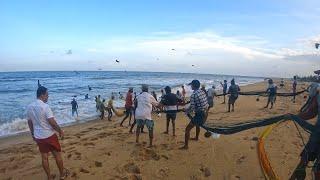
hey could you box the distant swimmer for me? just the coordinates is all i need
[71,98,79,117]
[88,85,92,91]
[316,43,319,49]
[85,94,89,99]
[115,59,120,63]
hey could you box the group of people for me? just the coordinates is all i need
[27,76,305,180]
[95,95,114,121]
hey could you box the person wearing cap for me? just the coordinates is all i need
[207,85,217,109]
[227,79,240,112]
[120,88,134,126]
[264,79,277,109]
[135,84,161,147]
[181,80,209,149]
[160,86,183,136]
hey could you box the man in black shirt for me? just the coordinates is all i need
[160,86,182,136]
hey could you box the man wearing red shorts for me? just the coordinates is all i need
[27,86,68,180]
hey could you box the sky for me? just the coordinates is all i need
[0,0,320,77]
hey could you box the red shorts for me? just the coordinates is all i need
[35,134,61,153]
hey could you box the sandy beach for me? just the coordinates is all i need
[0,80,313,180]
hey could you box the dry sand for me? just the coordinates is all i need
[0,80,313,180]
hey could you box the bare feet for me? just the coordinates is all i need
[60,169,70,180]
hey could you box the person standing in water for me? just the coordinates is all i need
[71,98,78,117]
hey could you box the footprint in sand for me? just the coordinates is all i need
[95,161,103,167]
[128,174,142,180]
[200,166,211,177]
[123,162,141,174]
[157,167,170,178]
[83,142,95,146]
[236,155,246,164]
[80,168,90,173]
[90,137,98,141]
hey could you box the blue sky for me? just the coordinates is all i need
[0,0,319,77]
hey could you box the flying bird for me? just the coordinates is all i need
[316,43,320,49]
[66,49,72,55]
[115,59,120,63]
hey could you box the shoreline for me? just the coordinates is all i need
[0,79,311,179]
[0,79,264,139]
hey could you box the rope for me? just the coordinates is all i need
[216,89,306,97]
[258,123,281,180]
[201,114,316,135]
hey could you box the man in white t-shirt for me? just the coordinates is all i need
[26,86,68,180]
[135,84,161,147]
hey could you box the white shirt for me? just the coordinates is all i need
[207,88,217,97]
[26,99,55,139]
[135,92,159,120]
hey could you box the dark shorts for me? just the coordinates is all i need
[228,95,238,104]
[207,97,213,107]
[191,111,207,126]
[35,134,61,153]
[268,95,276,103]
[125,107,133,114]
[136,119,154,131]
[301,135,320,170]
[166,112,177,121]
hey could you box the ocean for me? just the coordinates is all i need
[0,71,264,137]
